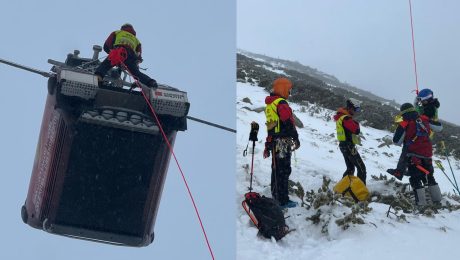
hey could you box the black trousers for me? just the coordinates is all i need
[339,142,367,184]
[408,157,436,189]
[396,145,409,174]
[95,48,156,87]
[271,148,292,205]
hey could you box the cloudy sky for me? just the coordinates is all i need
[238,0,460,125]
[0,0,235,259]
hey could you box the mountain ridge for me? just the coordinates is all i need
[238,49,400,107]
[237,51,460,159]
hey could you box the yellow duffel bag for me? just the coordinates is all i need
[333,175,369,202]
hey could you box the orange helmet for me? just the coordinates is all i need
[272,77,292,98]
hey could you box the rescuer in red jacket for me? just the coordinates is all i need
[333,98,367,184]
[263,77,300,208]
[95,23,157,88]
[391,103,442,206]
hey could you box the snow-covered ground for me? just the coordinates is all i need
[257,64,288,76]
[236,82,460,260]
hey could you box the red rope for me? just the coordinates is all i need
[120,64,215,259]
[408,0,419,95]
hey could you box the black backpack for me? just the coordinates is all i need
[242,192,289,241]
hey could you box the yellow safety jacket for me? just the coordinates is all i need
[336,114,361,145]
[265,97,285,134]
[114,30,140,52]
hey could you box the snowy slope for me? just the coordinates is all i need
[236,82,460,260]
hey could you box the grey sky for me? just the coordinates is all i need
[238,0,460,125]
[0,0,235,259]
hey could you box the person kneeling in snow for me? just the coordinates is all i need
[390,103,442,206]
[263,77,300,208]
[334,98,367,184]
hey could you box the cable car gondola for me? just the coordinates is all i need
[13,45,189,247]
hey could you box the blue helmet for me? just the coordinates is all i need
[346,98,362,112]
[417,88,433,101]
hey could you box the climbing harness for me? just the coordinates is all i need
[275,138,294,159]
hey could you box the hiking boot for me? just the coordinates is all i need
[386,169,403,181]
[427,184,442,204]
[129,82,138,92]
[414,188,427,206]
[280,200,298,209]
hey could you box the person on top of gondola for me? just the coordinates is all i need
[95,23,158,88]
[263,77,300,208]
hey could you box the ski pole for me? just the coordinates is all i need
[441,141,459,191]
[248,122,259,191]
[435,160,460,195]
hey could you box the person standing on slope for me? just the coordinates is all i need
[391,103,442,206]
[334,98,367,184]
[414,88,440,121]
[263,77,300,208]
[95,23,158,88]
[387,89,442,180]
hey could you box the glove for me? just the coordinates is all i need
[423,105,437,119]
[293,138,300,150]
[263,140,273,159]
[433,98,440,108]
[263,148,270,159]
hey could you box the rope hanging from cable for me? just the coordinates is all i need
[408,0,420,95]
[118,60,215,259]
